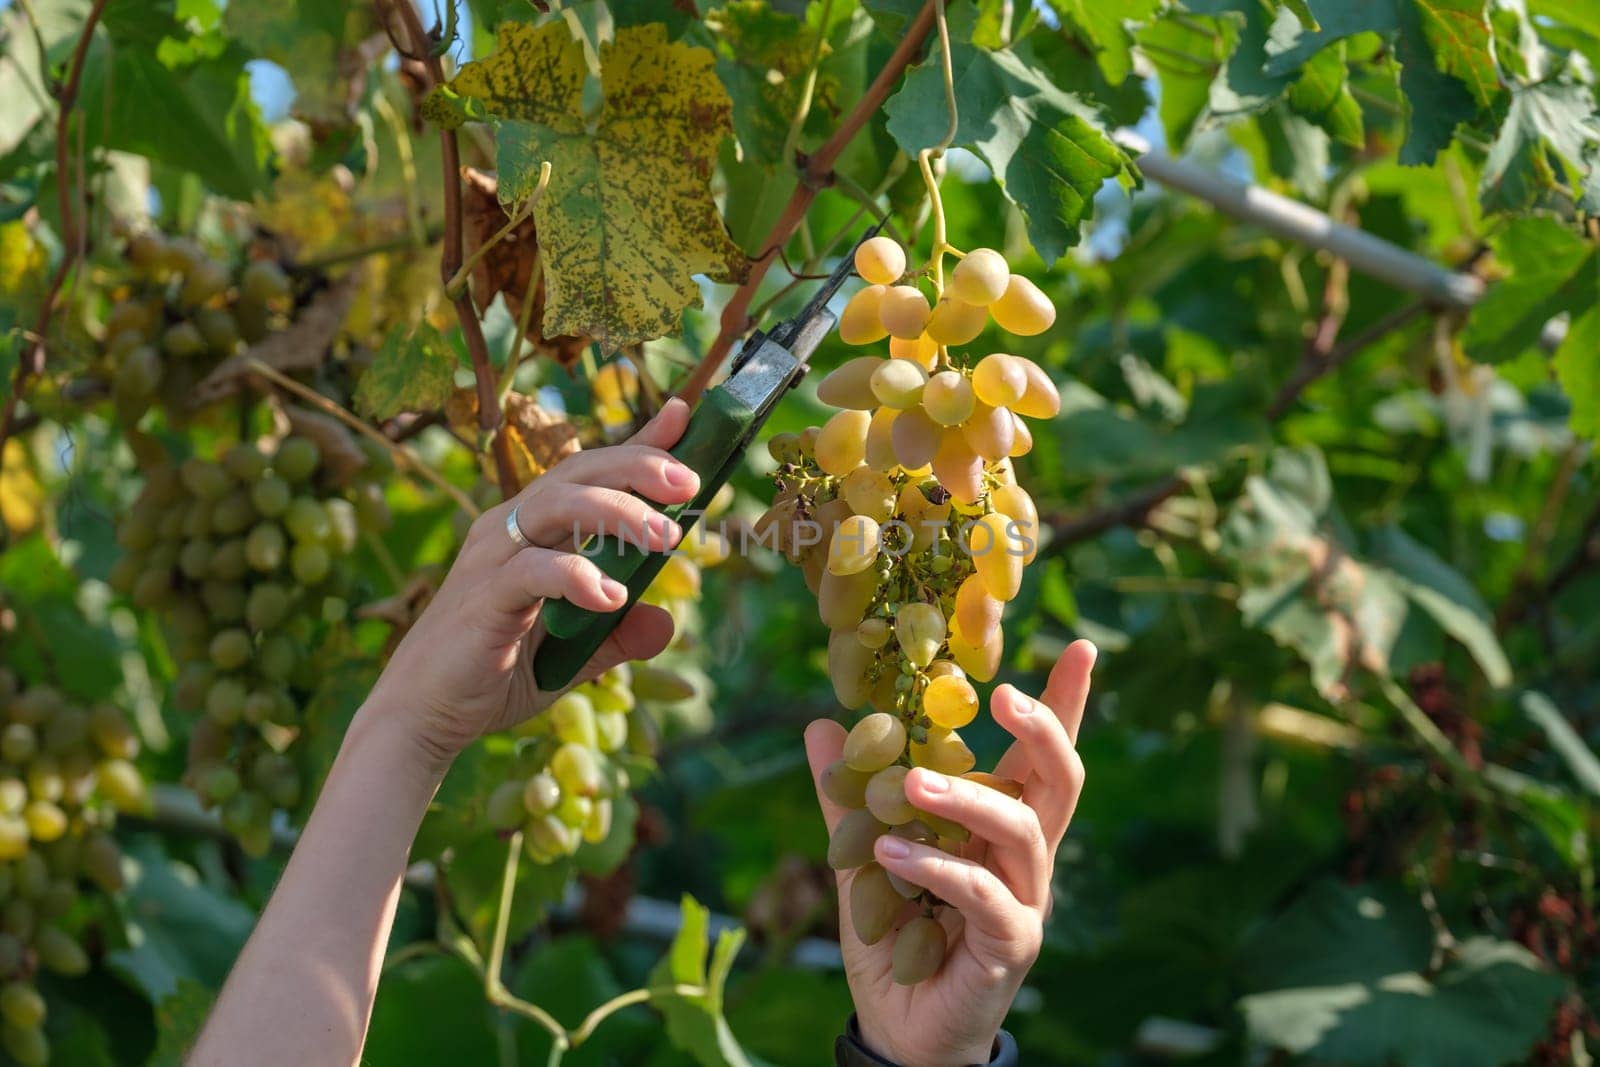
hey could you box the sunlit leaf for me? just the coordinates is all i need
[1553,305,1600,440]
[432,22,750,349]
[355,322,457,421]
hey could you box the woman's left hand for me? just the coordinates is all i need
[369,399,701,766]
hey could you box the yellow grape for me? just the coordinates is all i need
[879,285,932,339]
[819,565,879,631]
[840,285,890,344]
[842,466,896,523]
[865,407,899,471]
[892,915,948,984]
[856,617,890,648]
[961,402,1015,462]
[1010,413,1034,457]
[821,758,871,808]
[583,797,613,843]
[926,659,965,681]
[991,483,1040,565]
[855,235,906,285]
[894,602,947,668]
[897,483,951,554]
[798,426,821,457]
[948,248,1010,305]
[889,332,939,370]
[910,728,976,774]
[922,371,976,426]
[865,765,917,825]
[816,409,871,476]
[954,574,1003,649]
[925,298,987,345]
[991,274,1055,335]
[915,808,971,843]
[963,771,1025,799]
[654,553,702,598]
[844,712,908,772]
[948,615,1002,682]
[923,673,979,729]
[890,405,941,470]
[931,430,983,506]
[971,353,1028,408]
[828,631,876,708]
[817,357,884,410]
[850,863,903,944]
[869,670,900,713]
[827,513,881,575]
[829,808,888,869]
[870,358,928,409]
[1012,357,1062,418]
[968,512,1024,600]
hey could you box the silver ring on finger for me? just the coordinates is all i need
[506,504,534,550]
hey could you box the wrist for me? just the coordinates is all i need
[346,696,456,789]
[854,1015,996,1067]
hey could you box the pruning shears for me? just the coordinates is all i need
[531,224,884,692]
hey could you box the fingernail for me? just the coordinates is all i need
[667,463,697,490]
[919,770,950,794]
[1012,691,1035,716]
[601,578,627,602]
[1085,641,1099,669]
[877,836,910,860]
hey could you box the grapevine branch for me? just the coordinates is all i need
[0,0,109,459]
[382,0,519,498]
[1048,299,1431,549]
[676,1,940,404]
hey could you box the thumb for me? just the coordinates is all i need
[626,397,692,451]
[804,719,850,834]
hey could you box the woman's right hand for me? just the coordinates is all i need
[367,398,702,768]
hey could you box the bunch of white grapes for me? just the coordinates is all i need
[757,235,1060,984]
[0,670,144,1066]
[110,437,389,855]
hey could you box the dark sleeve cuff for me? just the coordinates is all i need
[834,1014,1018,1066]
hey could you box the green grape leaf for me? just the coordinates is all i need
[1480,74,1600,213]
[365,955,499,1065]
[1463,217,1597,364]
[1048,0,1165,86]
[1287,43,1364,147]
[649,895,760,1067]
[221,2,380,126]
[1522,691,1600,797]
[1412,0,1500,107]
[355,322,457,420]
[884,32,1138,264]
[1554,305,1600,440]
[147,980,215,1067]
[1240,880,1566,1067]
[1262,0,1399,76]
[1276,0,1320,31]
[1207,0,1295,121]
[77,43,270,201]
[1395,0,1478,165]
[434,21,749,349]
[1367,525,1511,688]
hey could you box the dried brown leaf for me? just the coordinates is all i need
[502,391,580,489]
[193,270,363,405]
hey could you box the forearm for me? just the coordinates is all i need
[189,699,445,1067]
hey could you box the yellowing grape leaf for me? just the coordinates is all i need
[0,220,46,314]
[356,322,458,420]
[0,440,42,536]
[430,22,749,349]
[502,392,580,489]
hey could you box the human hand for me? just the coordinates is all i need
[368,399,701,768]
[804,640,1096,1066]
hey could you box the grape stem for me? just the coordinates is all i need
[242,358,481,519]
[482,832,708,1062]
[381,0,520,498]
[0,0,110,466]
[778,0,836,169]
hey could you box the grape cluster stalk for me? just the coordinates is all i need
[757,232,1060,984]
[110,437,390,855]
[0,670,143,1067]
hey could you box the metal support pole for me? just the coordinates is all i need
[1119,133,1485,310]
